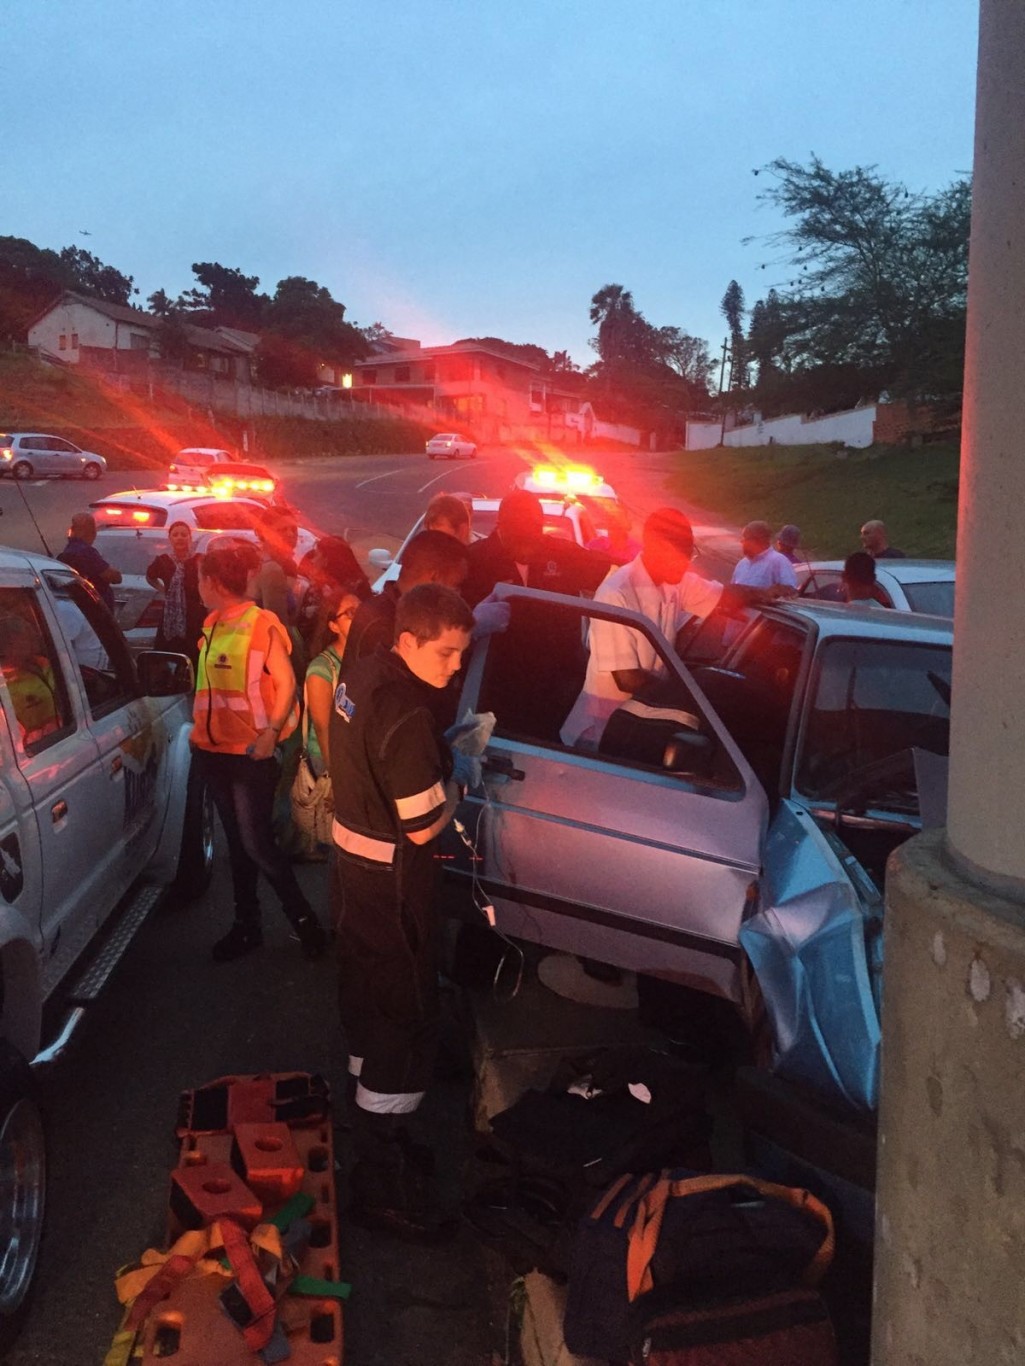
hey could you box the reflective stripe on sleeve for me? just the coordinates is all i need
[331,819,396,865]
[394,781,446,821]
[348,1056,363,1077]
[355,1082,425,1115]
[247,647,269,729]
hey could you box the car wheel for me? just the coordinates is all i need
[428,453,436,460]
[12,462,33,481]
[172,765,215,901]
[469,447,477,459]
[0,1042,46,1351]
[82,463,102,481]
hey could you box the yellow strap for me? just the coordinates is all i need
[114,1221,286,1305]
[626,1172,835,1302]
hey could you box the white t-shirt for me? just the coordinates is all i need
[731,547,798,589]
[560,555,723,747]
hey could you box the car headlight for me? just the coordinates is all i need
[0,449,12,460]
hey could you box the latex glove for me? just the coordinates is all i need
[445,710,496,756]
[451,749,482,794]
[472,595,511,639]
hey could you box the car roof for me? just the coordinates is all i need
[175,447,234,456]
[91,489,265,510]
[799,558,955,584]
[470,496,584,516]
[768,598,954,644]
[0,544,72,574]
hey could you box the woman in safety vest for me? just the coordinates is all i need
[191,543,328,963]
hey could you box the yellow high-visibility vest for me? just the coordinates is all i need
[193,604,298,755]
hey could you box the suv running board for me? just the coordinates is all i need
[32,883,165,1067]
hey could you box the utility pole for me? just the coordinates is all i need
[718,338,734,447]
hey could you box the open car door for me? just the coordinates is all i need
[447,585,768,1000]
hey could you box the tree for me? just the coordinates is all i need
[360,321,394,346]
[262,276,368,381]
[550,350,578,373]
[751,156,970,405]
[589,284,650,366]
[719,280,747,389]
[452,336,551,368]
[58,247,134,305]
[177,262,266,329]
[652,327,715,390]
[147,288,176,318]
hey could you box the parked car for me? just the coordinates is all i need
[167,447,235,484]
[426,433,477,460]
[98,522,319,652]
[796,559,956,617]
[444,590,953,1123]
[89,488,314,549]
[367,495,600,590]
[0,433,107,481]
[0,547,212,1341]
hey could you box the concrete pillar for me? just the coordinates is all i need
[946,0,1025,889]
[874,2,1025,1360]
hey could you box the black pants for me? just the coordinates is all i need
[331,846,440,1119]
[193,748,312,930]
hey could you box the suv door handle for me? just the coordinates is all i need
[51,799,68,824]
[482,754,525,781]
[110,755,123,776]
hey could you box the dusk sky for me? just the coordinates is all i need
[6,1,978,369]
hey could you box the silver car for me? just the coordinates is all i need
[0,432,107,481]
[445,589,953,1117]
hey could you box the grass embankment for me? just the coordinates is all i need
[665,442,959,559]
[0,350,433,471]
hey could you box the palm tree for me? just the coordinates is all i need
[589,284,642,364]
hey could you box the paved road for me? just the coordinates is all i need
[0,448,742,583]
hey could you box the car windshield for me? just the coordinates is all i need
[469,510,576,542]
[796,638,952,807]
[901,579,955,617]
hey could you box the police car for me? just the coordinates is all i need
[0,546,210,1341]
[367,495,600,591]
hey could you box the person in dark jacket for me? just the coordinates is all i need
[145,521,205,664]
[462,489,611,607]
[58,512,122,612]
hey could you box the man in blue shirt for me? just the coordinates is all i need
[57,513,121,612]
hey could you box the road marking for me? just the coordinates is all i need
[417,462,488,494]
[355,467,406,489]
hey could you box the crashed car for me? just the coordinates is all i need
[446,587,952,1116]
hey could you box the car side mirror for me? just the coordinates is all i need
[368,548,394,569]
[137,650,194,697]
[663,730,713,774]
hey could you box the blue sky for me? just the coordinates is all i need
[5,0,978,368]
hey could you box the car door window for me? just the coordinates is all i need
[800,572,844,602]
[476,592,741,790]
[0,588,75,755]
[43,572,137,717]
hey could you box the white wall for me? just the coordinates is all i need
[686,405,877,450]
[28,299,155,360]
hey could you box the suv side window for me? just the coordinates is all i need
[0,587,75,755]
[44,572,137,715]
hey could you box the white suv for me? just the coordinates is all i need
[0,550,210,1340]
[168,447,235,484]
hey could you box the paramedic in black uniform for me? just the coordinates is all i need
[328,582,475,1241]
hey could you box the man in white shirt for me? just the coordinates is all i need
[561,508,786,748]
[731,521,798,590]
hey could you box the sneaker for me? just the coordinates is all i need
[294,914,329,960]
[211,923,263,963]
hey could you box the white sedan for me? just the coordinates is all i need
[425,433,477,460]
[795,559,955,617]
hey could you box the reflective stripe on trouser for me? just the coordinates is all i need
[331,845,440,1117]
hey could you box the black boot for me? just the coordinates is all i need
[349,1112,454,1244]
[212,921,263,963]
[293,913,329,960]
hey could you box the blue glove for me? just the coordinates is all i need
[472,596,511,639]
[451,749,482,794]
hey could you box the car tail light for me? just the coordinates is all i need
[136,599,165,629]
[131,510,154,523]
